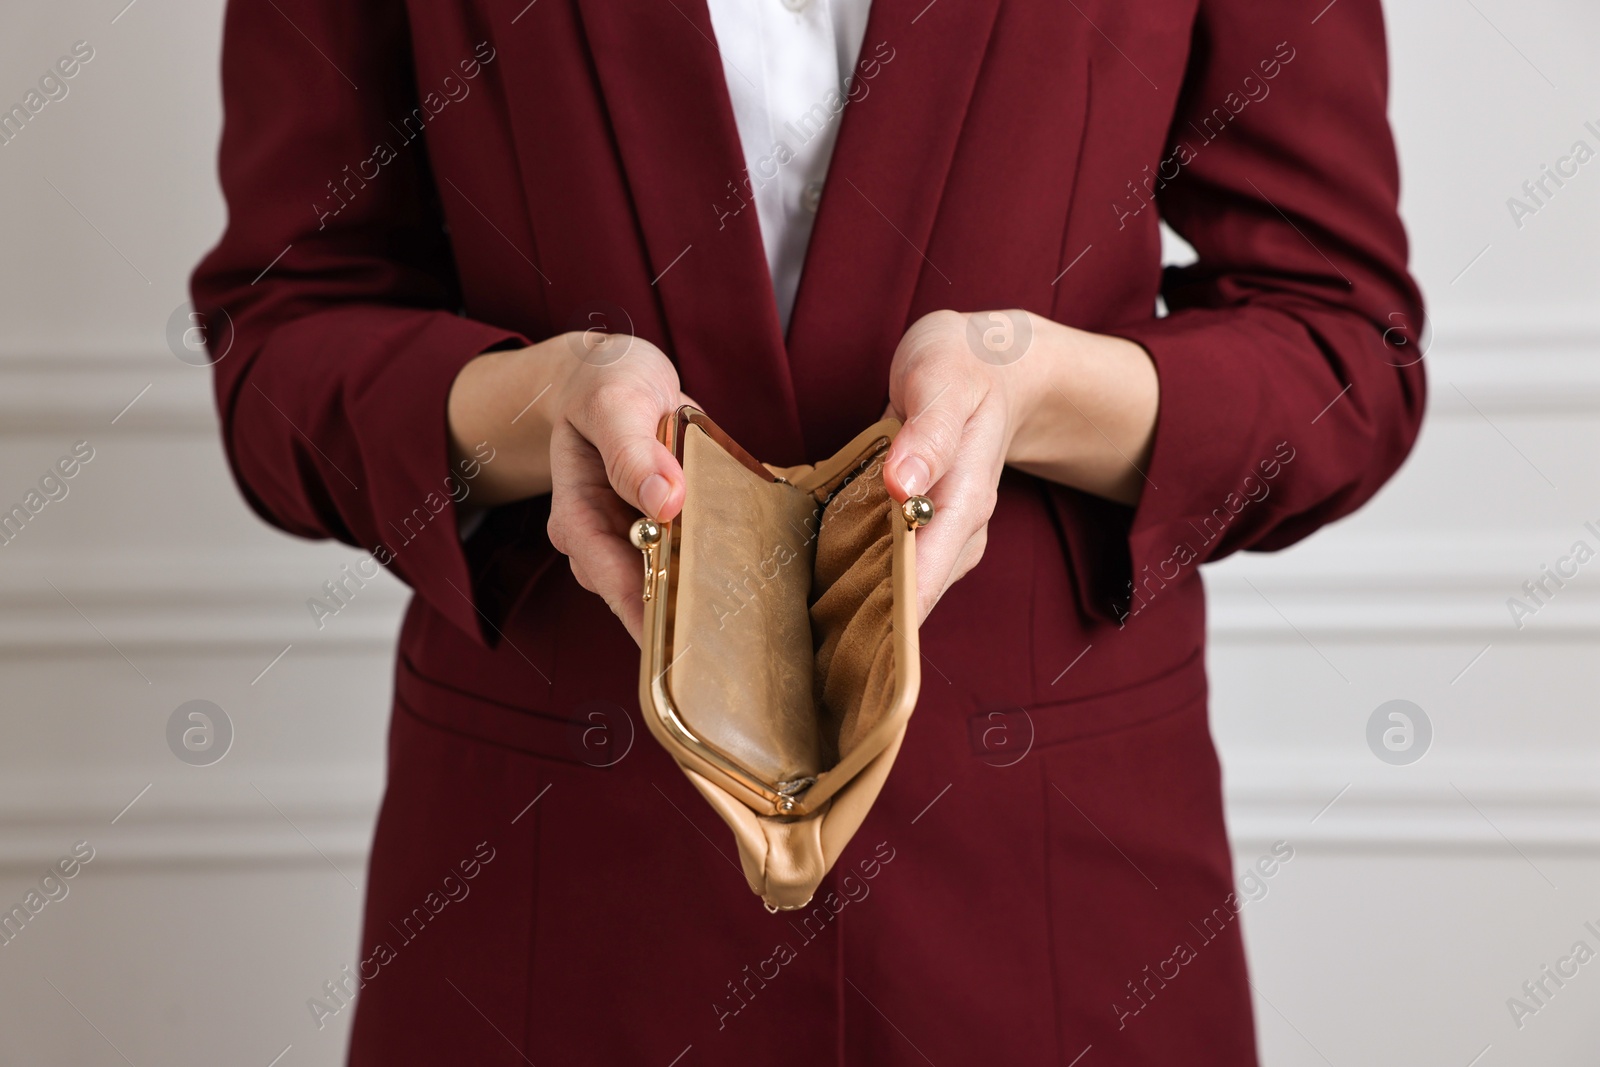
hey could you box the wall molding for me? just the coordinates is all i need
[0,773,381,873]
[0,351,217,434]
[0,550,408,651]
[1200,536,1600,642]
[1,312,1597,433]
[0,316,1594,870]
[0,764,1594,872]
[1,537,1594,650]
[1222,757,1600,853]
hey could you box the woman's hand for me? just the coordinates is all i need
[882,310,1160,621]
[447,331,690,643]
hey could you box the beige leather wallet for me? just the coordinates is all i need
[630,407,931,911]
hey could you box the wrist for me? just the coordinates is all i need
[446,336,577,504]
[1003,318,1159,506]
[1004,315,1076,467]
[448,347,518,464]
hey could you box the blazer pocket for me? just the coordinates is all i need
[968,648,1206,759]
[395,653,634,769]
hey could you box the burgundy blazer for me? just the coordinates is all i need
[193,0,1423,1062]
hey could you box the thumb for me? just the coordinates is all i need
[884,364,979,503]
[566,379,685,522]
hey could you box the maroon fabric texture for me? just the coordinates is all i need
[192,0,1424,1062]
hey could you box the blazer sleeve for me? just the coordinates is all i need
[1065,0,1427,624]
[190,0,544,644]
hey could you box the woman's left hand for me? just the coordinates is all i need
[881,310,1160,621]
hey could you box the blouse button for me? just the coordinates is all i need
[802,181,824,214]
[781,0,809,12]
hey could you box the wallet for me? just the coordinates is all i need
[630,407,932,911]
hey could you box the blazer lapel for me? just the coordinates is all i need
[551,0,806,462]
[488,0,1004,463]
[785,0,1004,456]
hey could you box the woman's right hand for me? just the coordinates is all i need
[447,331,689,643]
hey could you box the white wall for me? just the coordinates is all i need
[1209,2,1600,1061]
[0,1,1596,1063]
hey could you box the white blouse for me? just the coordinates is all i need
[704,0,872,333]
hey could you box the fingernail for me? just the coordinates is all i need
[896,456,930,496]
[639,473,670,519]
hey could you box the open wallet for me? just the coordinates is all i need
[628,407,934,912]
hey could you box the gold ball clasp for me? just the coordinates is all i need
[902,495,934,529]
[629,518,661,550]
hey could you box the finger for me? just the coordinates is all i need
[565,352,687,522]
[883,314,986,501]
[918,528,990,624]
[907,412,1004,620]
[945,529,990,600]
[548,423,649,642]
[914,472,994,619]
[568,541,647,644]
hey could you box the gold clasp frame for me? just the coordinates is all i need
[629,518,663,602]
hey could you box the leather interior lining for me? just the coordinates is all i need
[809,447,897,769]
[672,425,823,785]
[642,409,920,909]
[667,432,897,784]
